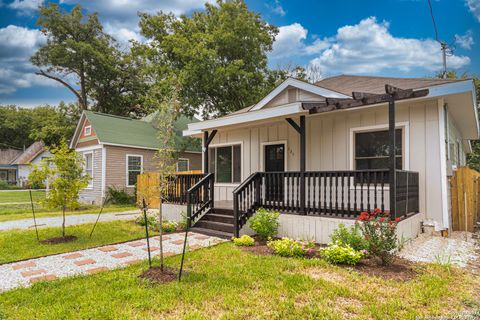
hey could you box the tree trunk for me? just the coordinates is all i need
[62,204,66,238]
[159,185,164,272]
[80,64,88,110]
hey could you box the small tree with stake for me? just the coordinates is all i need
[29,140,90,241]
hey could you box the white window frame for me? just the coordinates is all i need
[260,140,288,172]
[84,151,94,189]
[208,141,243,186]
[176,158,190,172]
[84,125,92,136]
[126,154,143,187]
[349,122,409,190]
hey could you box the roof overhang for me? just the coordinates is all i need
[184,102,307,137]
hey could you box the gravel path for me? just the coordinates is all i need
[0,210,140,231]
[399,231,479,269]
[0,231,225,292]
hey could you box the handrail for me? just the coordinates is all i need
[186,173,214,228]
[233,172,259,193]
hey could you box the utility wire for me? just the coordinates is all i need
[427,0,439,42]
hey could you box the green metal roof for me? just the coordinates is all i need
[84,111,201,152]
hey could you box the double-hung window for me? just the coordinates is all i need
[354,129,403,170]
[127,155,142,187]
[176,159,189,172]
[209,145,241,183]
[84,152,93,188]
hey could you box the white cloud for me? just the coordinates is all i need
[466,0,480,22]
[267,0,285,16]
[455,30,474,50]
[8,0,44,13]
[59,0,213,44]
[0,25,50,94]
[308,17,470,75]
[270,23,329,59]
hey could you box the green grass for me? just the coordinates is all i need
[0,190,45,204]
[0,243,478,319]
[0,190,137,222]
[0,220,153,264]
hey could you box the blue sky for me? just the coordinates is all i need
[0,0,478,107]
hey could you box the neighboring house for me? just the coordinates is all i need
[0,141,51,187]
[70,111,202,205]
[180,75,478,242]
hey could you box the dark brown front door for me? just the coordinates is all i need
[265,144,285,202]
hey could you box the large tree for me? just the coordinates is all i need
[31,4,148,116]
[138,0,279,118]
[0,103,78,149]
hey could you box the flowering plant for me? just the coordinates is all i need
[357,208,400,265]
[267,238,317,258]
[321,241,364,265]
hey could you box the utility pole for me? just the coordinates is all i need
[441,41,448,79]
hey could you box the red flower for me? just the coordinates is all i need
[379,218,385,222]
[395,217,401,222]
[374,208,381,212]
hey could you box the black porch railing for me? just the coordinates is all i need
[233,170,419,237]
[186,173,214,227]
[165,174,204,205]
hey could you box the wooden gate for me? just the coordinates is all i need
[450,167,480,232]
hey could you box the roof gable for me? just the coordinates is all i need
[250,78,351,111]
[71,111,201,152]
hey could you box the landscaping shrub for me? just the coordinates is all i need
[232,235,255,246]
[267,238,316,258]
[0,181,21,190]
[330,223,368,251]
[321,242,364,265]
[357,209,400,265]
[135,213,156,229]
[161,220,178,233]
[107,187,135,205]
[249,208,280,240]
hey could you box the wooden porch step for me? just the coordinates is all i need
[210,208,234,216]
[195,220,234,233]
[202,213,234,224]
[189,227,232,239]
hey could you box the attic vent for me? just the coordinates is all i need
[287,88,297,103]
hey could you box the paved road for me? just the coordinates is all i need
[0,210,140,232]
[0,231,225,292]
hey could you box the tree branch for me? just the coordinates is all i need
[35,70,86,108]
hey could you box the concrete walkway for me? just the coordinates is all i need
[0,210,140,231]
[0,231,225,292]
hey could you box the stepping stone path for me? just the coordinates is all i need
[0,232,225,292]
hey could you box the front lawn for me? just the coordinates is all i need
[0,220,153,264]
[0,243,478,319]
[0,190,137,222]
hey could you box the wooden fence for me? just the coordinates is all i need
[136,171,203,208]
[450,167,480,232]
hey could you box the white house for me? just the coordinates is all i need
[173,75,478,242]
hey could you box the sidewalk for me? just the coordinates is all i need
[0,210,139,231]
[0,231,225,292]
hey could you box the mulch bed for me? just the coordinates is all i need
[139,266,178,284]
[40,235,77,245]
[352,257,418,281]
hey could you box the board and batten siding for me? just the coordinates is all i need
[78,147,103,205]
[207,98,449,227]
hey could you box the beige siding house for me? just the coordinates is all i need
[70,111,201,205]
[182,76,478,241]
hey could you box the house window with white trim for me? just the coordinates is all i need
[209,145,241,183]
[176,159,189,172]
[84,125,92,136]
[354,129,403,170]
[127,155,142,187]
[84,152,93,188]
